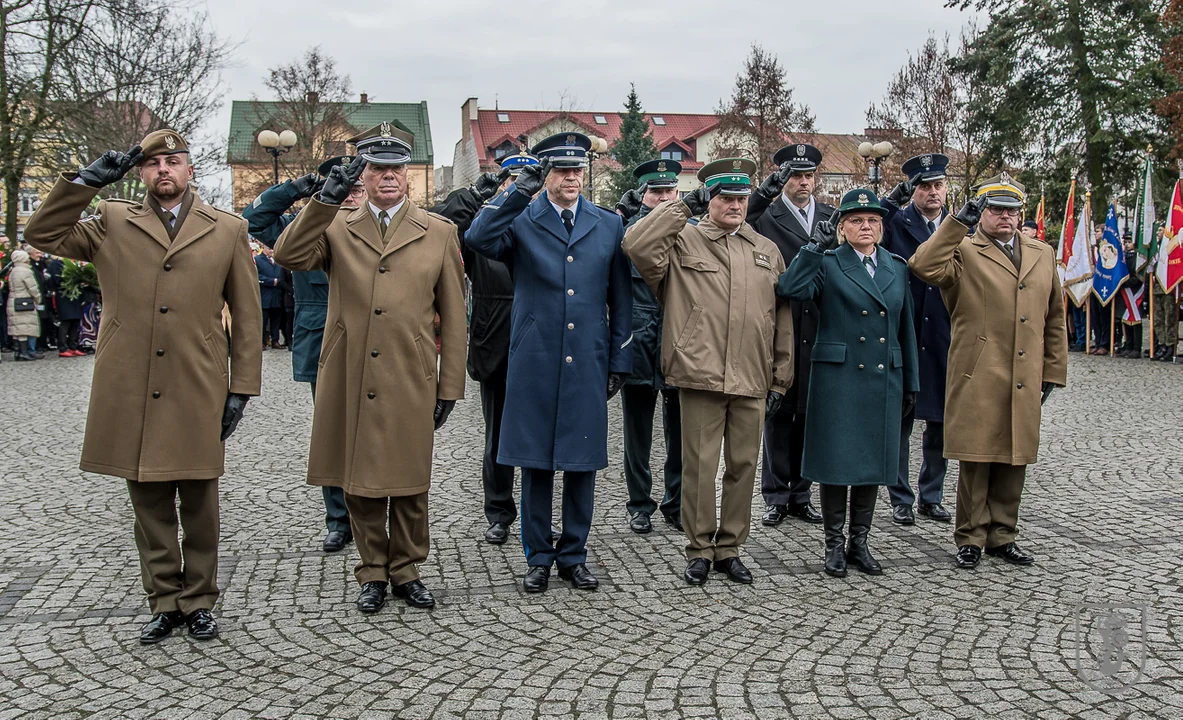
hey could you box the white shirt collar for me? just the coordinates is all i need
[783,194,814,231]
[550,197,579,220]
[369,199,405,221]
[161,202,182,218]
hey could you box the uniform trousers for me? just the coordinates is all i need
[888,413,947,507]
[680,389,764,561]
[621,384,682,519]
[954,461,1027,549]
[310,382,349,533]
[480,368,517,526]
[344,491,429,586]
[760,406,813,507]
[520,468,595,569]
[1152,291,1179,350]
[125,478,220,615]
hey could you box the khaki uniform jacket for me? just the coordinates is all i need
[623,199,794,399]
[274,198,466,498]
[23,175,263,482]
[909,218,1068,465]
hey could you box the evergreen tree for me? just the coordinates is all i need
[948,0,1174,219]
[607,84,659,205]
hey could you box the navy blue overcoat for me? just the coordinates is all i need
[465,186,632,471]
[882,203,951,421]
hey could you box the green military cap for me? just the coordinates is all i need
[697,157,758,196]
[317,155,354,177]
[633,158,681,189]
[137,129,189,161]
[348,121,414,165]
[973,172,1026,208]
[835,188,889,218]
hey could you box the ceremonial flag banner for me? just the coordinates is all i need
[1155,179,1183,293]
[1035,195,1046,241]
[1059,182,1076,268]
[1061,186,1093,306]
[1121,285,1144,324]
[1092,204,1127,305]
[1134,155,1155,272]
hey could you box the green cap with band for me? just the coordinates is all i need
[633,158,681,188]
[697,157,757,196]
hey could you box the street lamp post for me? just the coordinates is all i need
[586,136,609,203]
[257,129,298,185]
[856,140,895,194]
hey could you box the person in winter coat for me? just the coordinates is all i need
[6,250,43,360]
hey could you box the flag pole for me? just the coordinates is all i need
[1109,302,1116,356]
[1086,298,1092,354]
[1149,277,1156,354]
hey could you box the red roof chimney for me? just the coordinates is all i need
[360,93,368,104]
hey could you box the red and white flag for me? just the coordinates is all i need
[1154,179,1183,293]
[1121,285,1144,324]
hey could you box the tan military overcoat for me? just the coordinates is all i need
[23,175,263,482]
[909,218,1068,464]
[273,198,466,498]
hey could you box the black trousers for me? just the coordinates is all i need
[1122,322,1142,351]
[479,369,517,525]
[621,384,682,519]
[262,307,284,344]
[888,413,947,507]
[57,318,81,351]
[310,382,349,533]
[760,406,813,507]
[521,469,594,569]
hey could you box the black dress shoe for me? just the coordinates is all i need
[684,558,709,585]
[956,545,981,569]
[662,512,683,531]
[356,581,388,613]
[824,546,847,577]
[139,610,184,645]
[985,541,1035,565]
[391,579,436,608]
[558,563,599,590]
[484,521,510,544]
[762,504,788,526]
[892,505,915,525]
[712,557,753,584]
[786,503,824,524]
[628,511,652,534]
[185,609,219,640]
[523,566,550,593]
[918,503,952,522]
[323,529,351,552]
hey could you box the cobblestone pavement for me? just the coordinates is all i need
[0,349,1180,719]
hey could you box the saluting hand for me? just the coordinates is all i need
[682,187,711,217]
[811,214,839,250]
[757,162,793,199]
[320,155,366,205]
[474,168,510,202]
[290,172,325,199]
[616,186,644,221]
[885,176,916,208]
[78,145,144,188]
[954,193,988,227]
[514,158,550,197]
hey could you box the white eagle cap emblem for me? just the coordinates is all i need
[857,193,870,205]
[164,134,177,150]
[1000,171,1012,185]
[380,122,391,138]
[921,154,932,167]
[732,159,742,170]
[797,144,805,156]
[566,135,575,145]
[657,161,667,172]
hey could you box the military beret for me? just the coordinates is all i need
[531,132,591,168]
[349,121,413,165]
[500,151,539,176]
[698,157,757,196]
[1022,220,1039,230]
[772,143,822,173]
[973,172,1026,208]
[836,188,889,218]
[633,158,681,188]
[138,129,189,161]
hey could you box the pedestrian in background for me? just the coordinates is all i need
[6,249,43,361]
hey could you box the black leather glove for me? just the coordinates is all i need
[1041,382,1055,405]
[473,168,510,202]
[765,391,784,419]
[434,399,456,430]
[757,163,792,199]
[607,373,627,400]
[616,187,644,221]
[514,158,550,197]
[290,172,324,199]
[810,214,839,251]
[320,155,366,205]
[682,187,711,216]
[885,178,915,208]
[220,393,250,442]
[955,194,988,227]
[78,146,144,188]
[902,391,917,418]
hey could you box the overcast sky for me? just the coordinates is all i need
[199,0,974,169]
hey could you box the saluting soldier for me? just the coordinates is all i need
[910,175,1068,569]
[274,123,467,612]
[243,155,364,553]
[615,158,684,534]
[23,129,263,644]
[625,158,794,586]
[465,132,632,594]
[880,153,954,525]
[746,144,834,527]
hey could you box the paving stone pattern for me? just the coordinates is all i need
[0,351,1180,719]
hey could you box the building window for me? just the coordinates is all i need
[594,115,607,125]
[18,191,39,215]
[660,148,683,161]
[492,140,517,160]
[652,116,666,126]
[497,113,510,123]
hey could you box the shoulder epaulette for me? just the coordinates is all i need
[424,211,456,226]
[104,198,137,206]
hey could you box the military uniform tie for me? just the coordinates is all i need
[863,255,876,278]
[1000,241,1019,269]
[926,219,936,235]
[561,208,574,236]
[378,209,390,237]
